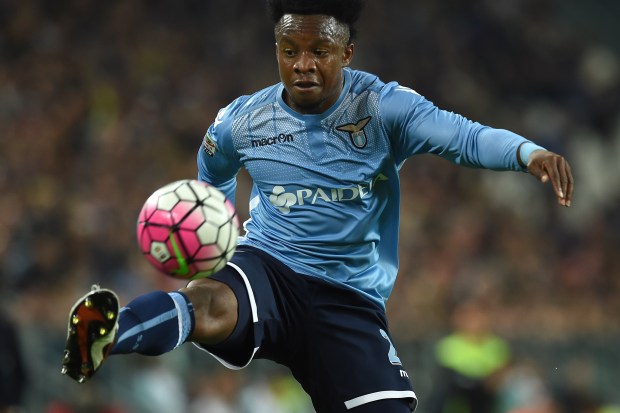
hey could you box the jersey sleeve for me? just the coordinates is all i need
[380,83,531,171]
[197,105,243,204]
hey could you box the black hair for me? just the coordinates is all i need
[266,0,367,42]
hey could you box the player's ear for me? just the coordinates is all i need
[342,43,354,67]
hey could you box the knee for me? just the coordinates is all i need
[180,278,238,344]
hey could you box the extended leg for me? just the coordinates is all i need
[61,279,238,383]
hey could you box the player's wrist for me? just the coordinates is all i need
[518,142,546,169]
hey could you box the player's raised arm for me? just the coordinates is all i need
[518,146,574,207]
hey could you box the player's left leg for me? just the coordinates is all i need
[286,279,418,412]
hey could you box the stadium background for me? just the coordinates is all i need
[1,0,619,412]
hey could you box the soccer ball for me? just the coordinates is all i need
[136,179,239,280]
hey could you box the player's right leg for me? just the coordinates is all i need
[61,278,238,383]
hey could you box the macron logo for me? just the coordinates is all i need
[252,133,294,148]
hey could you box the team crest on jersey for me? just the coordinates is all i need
[336,116,372,149]
[202,133,218,157]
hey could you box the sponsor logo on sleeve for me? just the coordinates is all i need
[202,133,218,157]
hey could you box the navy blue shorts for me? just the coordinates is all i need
[197,246,417,412]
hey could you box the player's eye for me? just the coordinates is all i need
[283,49,296,57]
[314,49,328,57]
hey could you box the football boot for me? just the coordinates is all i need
[61,285,119,383]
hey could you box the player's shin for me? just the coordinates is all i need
[111,291,195,355]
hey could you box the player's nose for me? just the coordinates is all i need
[293,52,316,73]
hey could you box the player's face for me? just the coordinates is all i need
[275,14,354,114]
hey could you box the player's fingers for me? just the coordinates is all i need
[545,157,565,204]
[558,158,570,205]
[564,161,574,207]
[552,156,575,207]
[528,152,574,207]
[551,157,566,206]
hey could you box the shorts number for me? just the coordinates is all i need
[380,329,402,366]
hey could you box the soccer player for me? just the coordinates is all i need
[61,0,574,412]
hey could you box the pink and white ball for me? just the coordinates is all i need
[136,179,239,280]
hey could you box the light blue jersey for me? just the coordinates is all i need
[198,68,531,307]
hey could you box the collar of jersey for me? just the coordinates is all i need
[276,68,352,121]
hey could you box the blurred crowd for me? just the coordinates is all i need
[1,0,619,412]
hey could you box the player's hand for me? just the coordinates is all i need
[526,150,574,207]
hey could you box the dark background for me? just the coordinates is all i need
[1,1,618,411]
